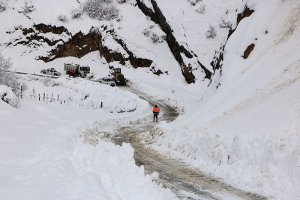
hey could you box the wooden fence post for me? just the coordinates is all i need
[20,85,23,99]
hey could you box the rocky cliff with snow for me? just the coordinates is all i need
[0,0,257,84]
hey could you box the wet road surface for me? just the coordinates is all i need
[111,86,267,200]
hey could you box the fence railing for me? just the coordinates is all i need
[20,88,104,110]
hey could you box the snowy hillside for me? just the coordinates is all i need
[0,0,300,199]
[146,1,300,199]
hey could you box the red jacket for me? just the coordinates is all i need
[153,107,160,113]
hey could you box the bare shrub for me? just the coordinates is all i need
[195,5,205,14]
[143,26,165,44]
[0,53,20,96]
[206,25,216,39]
[0,53,11,73]
[0,1,7,12]
[188,0,202,6]
[219,17,232,29]
[83,0,119,21]
[21,1,35,14]
[58,15,68,22]
[71,8,83,19]
[150,33,159,43]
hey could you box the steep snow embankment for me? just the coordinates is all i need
[145,1,300,199]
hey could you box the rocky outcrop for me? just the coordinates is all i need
[42,28,153,67]
[136,0,210,83]
[228,6,255,39]
[20,24,71,36]
[10,24,69,48]
[98,39,126,65]
[107,29,152,68]
[12,24,153,67]
[15,34,64,47]
[210,45,225,74]
[33,24,71,35]
[242,43,255,59]
[210,5,255,72]
[39,30,101,62]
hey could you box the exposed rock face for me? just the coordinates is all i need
[228,6,255,39]
[106,29,153,68]
[11,24,68,48]
[44,28,153,67]
[33,24,71,35]
[11,24,153,68]
[136,0,211,84]
[210,5,255,72]
[20,24,71,36]
[242,43,255,59]
[39,30,100,62]
[98,38,126,65]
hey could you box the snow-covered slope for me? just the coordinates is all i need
[147,1,300,199]
[0,75,179,200]
[0,0,299,199]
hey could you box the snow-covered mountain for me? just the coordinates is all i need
[0,0,299,199]
[0,0,252,83]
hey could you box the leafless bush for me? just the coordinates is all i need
[21,1,35,14]
[206,25,216,39]
[0,53,20,95]
[71,8,83,19]
[150,33,159,43]
[83,0,119,21]
[0,53,11,73]
[58,15,68,22]
[219,18,232,29]
[143,26,165,44]
[188,0,202,6]
[0,1,7,12]
[195,5,205,14]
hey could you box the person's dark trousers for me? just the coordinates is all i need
[153,113,158,122]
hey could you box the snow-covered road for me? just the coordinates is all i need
[110,86,267,200]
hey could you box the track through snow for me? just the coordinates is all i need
[111,87,267,200]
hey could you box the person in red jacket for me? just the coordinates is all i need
[152,105,160,122]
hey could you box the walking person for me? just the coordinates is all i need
[152,105,160,122]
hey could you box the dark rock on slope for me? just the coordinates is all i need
[136,0,209,83]
[210,5,255,73]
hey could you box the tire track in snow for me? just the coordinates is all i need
[111,86,267,200]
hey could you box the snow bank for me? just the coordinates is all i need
[0,84,19,107]
[0,74,177,200]
[19,74,149,114]
[146,1,300,199]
